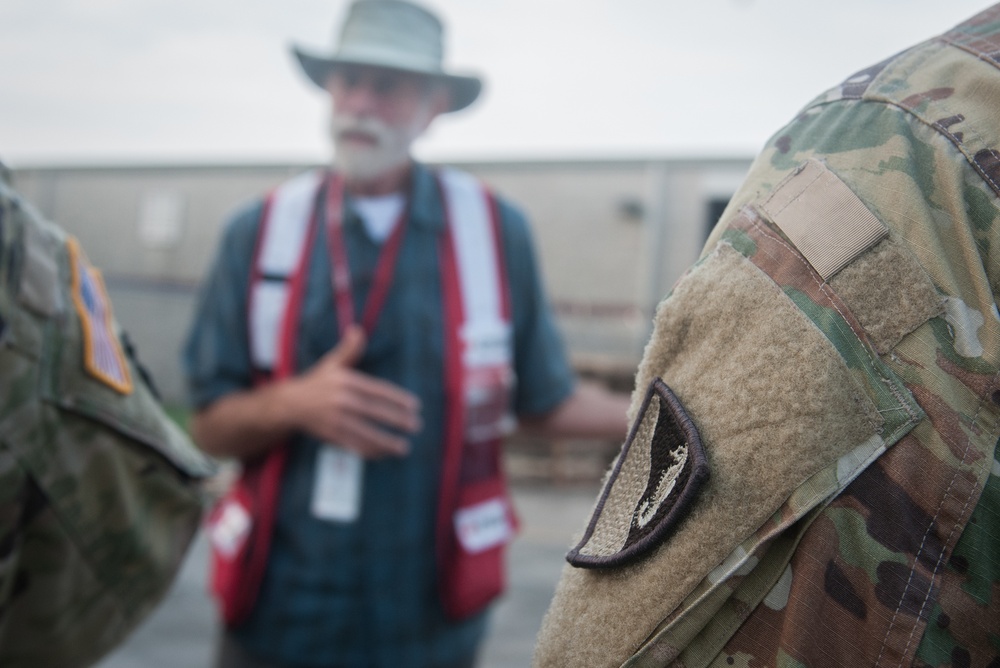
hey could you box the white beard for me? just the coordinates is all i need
[330,110,431,181]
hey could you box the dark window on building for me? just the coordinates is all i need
[705,197,731,242]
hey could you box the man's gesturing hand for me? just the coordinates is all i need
[285,325,422,458]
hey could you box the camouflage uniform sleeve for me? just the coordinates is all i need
[533,8,1000,668]
[0,179,215,668]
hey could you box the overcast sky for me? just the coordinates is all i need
[2,0,995,167]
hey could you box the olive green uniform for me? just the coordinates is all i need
[535,6,1000,667]
[0,174,213,667]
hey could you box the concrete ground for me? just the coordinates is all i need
[96,481,601,668]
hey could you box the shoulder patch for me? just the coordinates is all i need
[761,158,887,280]
[67,238,133,394]
[567,378,708,569]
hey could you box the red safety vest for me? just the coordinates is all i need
[206,168,518,625]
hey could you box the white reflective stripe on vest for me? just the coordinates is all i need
[249,170,324,369]
[249,168,509,370]
[437,167,511,369]
[249,281,290,370]
[258,170,323,276]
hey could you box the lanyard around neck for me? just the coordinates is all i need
[324,172,409,337]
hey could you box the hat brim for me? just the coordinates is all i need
[292,46,482,113]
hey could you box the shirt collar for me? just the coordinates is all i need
[336,162,444,233]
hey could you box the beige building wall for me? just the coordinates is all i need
[11,157,751,403]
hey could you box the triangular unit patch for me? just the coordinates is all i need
[567,378,708,569]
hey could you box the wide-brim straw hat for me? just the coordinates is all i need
[292,0,482,113]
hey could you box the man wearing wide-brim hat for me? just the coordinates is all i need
[182,1,631,666]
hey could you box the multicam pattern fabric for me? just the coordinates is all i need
[0,178,214,667]
[534,5,1000,668]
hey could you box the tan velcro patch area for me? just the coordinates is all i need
[533,243,882,668]
[828,238,945,354]
[761,159,888,280]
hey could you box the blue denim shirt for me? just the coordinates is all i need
[183,164,575,667]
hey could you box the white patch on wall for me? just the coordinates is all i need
[138,191,185,249]
[763,565,794,611]
[943,297,985,358]
[993,456,999,478]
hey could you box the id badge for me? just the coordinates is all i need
[464,365,516,443]
[208,493,253,558]
[311,444,363,522]
[454,496,516,554]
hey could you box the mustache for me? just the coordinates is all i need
[330,115,393,145]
